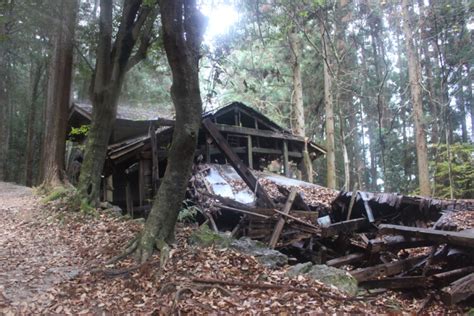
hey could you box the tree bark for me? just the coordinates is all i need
[40,0,78,189]
[133,0,206,263]
[288,30,312,183]
[401,0,431,196]
[321,22,336,189]
[26,61,44,187]
[77,0,159,205]
[0,0,14,181]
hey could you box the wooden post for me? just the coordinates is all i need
[202,118,275,208]
[205,134,211,163]
[149,124,159,195]
[247,135,253,169]
[283,140,289,177]
[139,159,144,207]
[269,188,298,248]
[106,175,113,202]
[125,181,134,217]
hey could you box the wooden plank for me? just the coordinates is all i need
[214,123,306,143]
[272,208,319,230]
[359,276,430,289]
[326,252,366,267]
[346,186,358,220]
[368,235,435,253]
[216,204,270,219]
[441,272,474,305]
[378,224,474,249]
[149,124,159,195]
[277,185,311,212]
[269,188,298,248]
[283,140,289,177]
[202,118,275,208]
[351,255,427,282]
[359,191,375,223]
[432,266,474,285]
[321,218,369,237]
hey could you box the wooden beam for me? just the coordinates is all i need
[359,191,375,223]
[368,235,435,253]
[321,218,369,237]
[359,276,430,289]
[351,255,427,282]
[441,272,474,305]
[283,140,289,177]
[326,252,366,268]
[247,136,253,169]
[378,224,474,249]
[269,188,298,248]
[202,118,275,208]
[214,123,305,143]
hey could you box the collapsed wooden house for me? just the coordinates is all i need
[68,101,326,211]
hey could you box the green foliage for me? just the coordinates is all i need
[41,187,71,203]
[69,124,90,139]
[177,199,200,223]
[432,143,474,199]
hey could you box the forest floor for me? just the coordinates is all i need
[0,181,470,315]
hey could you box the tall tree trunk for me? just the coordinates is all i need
[468,65,474,143]
[289,30,312,182]
[0,0,14,181]
[401,0,431,196]
[77,0,159,205]
[133,0,205,263]
[26,61,44,187]
[40,0,78,189]
[323,46,336,189]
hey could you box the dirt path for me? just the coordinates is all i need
[0,182,82,313]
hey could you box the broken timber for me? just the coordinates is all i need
[351,255,427,282]
[202,118,275,208]
[441,272,474,305]
[269,188,298,248]
[378,224,474,249]
[321,218,369,237]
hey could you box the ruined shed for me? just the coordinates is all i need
[103,101,326,212]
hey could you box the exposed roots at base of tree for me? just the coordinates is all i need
[100,234,171,275]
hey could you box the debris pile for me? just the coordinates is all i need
[189,163,474,306]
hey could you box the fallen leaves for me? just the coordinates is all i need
[0,181,469,315]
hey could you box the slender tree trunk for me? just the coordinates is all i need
[0,0,14,181]
[77,0,159,205]
[40,0,78,189]
[133,0,205,263]
[402,0,431,196]
[467,65,474,143]
[323,52,336,189]
[289,30,312,182]
[26,61,44,187]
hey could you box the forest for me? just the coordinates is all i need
[1,0,472,198]
[0,0,473,314]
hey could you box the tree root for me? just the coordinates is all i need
[105,237,140,265]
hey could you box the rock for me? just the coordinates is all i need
[189,227,288,269]
[189,225,233,248]
[287,263,358,296]
[286,262,313,277]
[99,201,113,209]
[230,237,288,269]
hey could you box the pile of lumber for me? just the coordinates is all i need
[190,119,474,305]
[189,165,474,305]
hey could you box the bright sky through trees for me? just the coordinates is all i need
[201,3,239,42]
